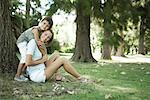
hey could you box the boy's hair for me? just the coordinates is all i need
[41,16,53,30]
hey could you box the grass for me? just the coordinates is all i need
[0,56,150,100]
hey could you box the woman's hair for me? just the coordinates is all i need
[45,29,54,47]
[49,29,54,44]
[40,16,53,30]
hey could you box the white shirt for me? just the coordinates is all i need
[26,39,45,75]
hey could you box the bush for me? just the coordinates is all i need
[61,46,75,53]
[47,39,61,54]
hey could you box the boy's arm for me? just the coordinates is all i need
[32,28,42,46]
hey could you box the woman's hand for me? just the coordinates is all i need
[38,44,47,56]
[26,54,48,66]
[42,55,48,63]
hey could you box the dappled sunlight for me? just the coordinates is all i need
[93,84,138,94]
[112,54,150,63]
[55,52,150,63]
[93,52,150,63]
[110,86,138,93]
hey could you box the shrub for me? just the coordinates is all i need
[47,39,61,54]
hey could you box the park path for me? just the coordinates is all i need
[111,54,150,63]
[93,53,150,63]
[61,53,150,63]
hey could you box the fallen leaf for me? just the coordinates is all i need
[67,90,75,95]
[141,67,145,70]
[146,72,150,75]
[105,93,112,99]
[120,72,126,75]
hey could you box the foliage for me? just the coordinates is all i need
[11,0,42,31]
[9,0,150,59]
[46,0,74,16]
[61,46,75,53]
[47,39,61,54]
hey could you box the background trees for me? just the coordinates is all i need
[0,0,150,73]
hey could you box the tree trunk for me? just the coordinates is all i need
[101,1,112,60]
[26,0,30,28]
[116,43,125,56]
[138,16,145,55]
[102,31,112,60]
[0,0,19,73]
[71,2,97,62]
[116,32,125,56]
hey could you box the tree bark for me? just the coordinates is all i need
[0,0,19,73]
[26,0,30,28]
[138,16,145,55]
[71,2,97,62]
[101,1,112,60]
[116,32,125,57]
[102,31,112,60]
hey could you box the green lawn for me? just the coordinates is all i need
[0,61,150,100]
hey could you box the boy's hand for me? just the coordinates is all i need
[37,40,43,46]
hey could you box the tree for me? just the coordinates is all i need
[131,0,150,54]
[26,0,31,28]
[46,0,97,62]
[93,0,132,59]
[0,0,19,73]
[71,0,97,62]
[139,15,146,54]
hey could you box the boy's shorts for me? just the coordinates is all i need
[17,41,27,64]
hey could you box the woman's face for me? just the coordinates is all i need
[38,20,50,31]
[40,30,52,43]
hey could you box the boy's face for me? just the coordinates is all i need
[39,20,50,31]
[40,30,52,43]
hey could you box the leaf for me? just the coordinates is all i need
[105,93,112,100]
[141,67,145,70]
[67,90,75,95]
[146,72,150,75]
[13,88,23,95]
[36,94,42,97]
[120,71,126,75]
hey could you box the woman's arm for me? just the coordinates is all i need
[25,39,48,66]
[26,54,48,66]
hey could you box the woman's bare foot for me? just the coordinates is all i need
[78,76,88,83]
[55,74,63,81]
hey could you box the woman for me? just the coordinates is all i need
[25,30,86,83]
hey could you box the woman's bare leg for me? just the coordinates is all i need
[44,57,80,80]
[45,51,62,80]
[45,51,60,66]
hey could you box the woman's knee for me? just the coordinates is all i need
[61,57,68,63]
[54,52,60,58]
